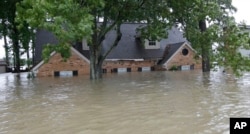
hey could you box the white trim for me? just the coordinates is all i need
[105,59,144,61]
[32,47,90,72]
[144,39,161,49]
[164,42,194,66]
[32,51,56,72]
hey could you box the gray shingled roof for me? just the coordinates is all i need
[159,42,186,64]
[34,29,58,63]
[34,23,187,63]
[102,23,186,60]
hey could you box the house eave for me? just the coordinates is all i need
[32,51,56,72]
[105,59,145,61]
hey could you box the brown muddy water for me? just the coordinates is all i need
[0,70,250,134]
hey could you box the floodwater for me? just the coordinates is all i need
[0,70,250,134]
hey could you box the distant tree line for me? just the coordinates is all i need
[0,0,34,72]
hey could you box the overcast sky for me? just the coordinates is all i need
[0,0,249,59]
[232,0,250,24]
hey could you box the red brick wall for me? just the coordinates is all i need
[36,51,157,76]
[102,60,156,73]
[35,45,201,76]
[164,46,202,70]
[36,52,90,77]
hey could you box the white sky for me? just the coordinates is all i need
[232,0,250,24]
[0,0,249,59]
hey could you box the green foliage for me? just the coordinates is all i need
[168,0,250,75]
[20,58,26,66]
[212,20,250,76]
[42,44,54,63]
[42,43,71,63]
[0,0,24,72]
[19,21,34,51]
[169,65,179,71]
[16,0,95,60]
[26,58,32,67]
[17,0,94,41]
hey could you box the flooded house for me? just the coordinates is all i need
[32,23,201,77]
[238,25,250,58]
[0,59,7,74]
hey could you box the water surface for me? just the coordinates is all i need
[0,71,250,134]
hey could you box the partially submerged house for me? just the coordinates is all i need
[238,25,250,58]
[0,59,7,74]
[32,23,201,77]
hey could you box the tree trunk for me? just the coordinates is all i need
[26,48,30,70]
[89,45,103,80]
[3,35,9,65]
[31,33,35,67]
[199,20,210,72]
[88,19,122,80]
[13,24,20,73]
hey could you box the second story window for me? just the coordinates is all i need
[149,40,156,46]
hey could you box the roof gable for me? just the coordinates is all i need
[32,47,89,72]
[160,42,194,65]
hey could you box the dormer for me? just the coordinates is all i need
[144,39,161,49]
[136,25,161,49]
[82,39,89,50]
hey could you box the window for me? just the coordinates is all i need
[182,48,189,56]
[54,71,60,77]
[73,70,78,76]
[149,40,156,46]
[60,71,73,77]
[54,71,78,77]
[118,68,127,73]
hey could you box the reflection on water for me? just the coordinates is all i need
[0,71,249,134]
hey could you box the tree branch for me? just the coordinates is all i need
[97,5,122,46]
[101,23,122,61]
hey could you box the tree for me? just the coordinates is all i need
[213,19,250,75]
[0,0,10,66]
[0,0,24,73]
[17,0,172,79]
[168,0,239,72]
[19,21,34,70]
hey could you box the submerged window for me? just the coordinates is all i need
[54,71,60,77]
[54,70,78,77]
[73,70,78,76]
